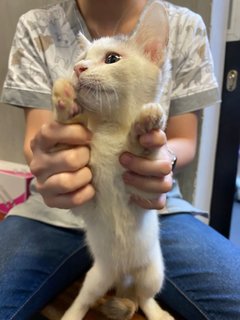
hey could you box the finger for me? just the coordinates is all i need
[30,146,90,183]
[123,172,173,193]
[42,184,95,209]
[36,166,93,196]
[31,121,92,152]
[120,153,172,177]
[139,129,167,149]
[130,194,166,210]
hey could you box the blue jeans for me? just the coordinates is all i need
[0,214,240,320]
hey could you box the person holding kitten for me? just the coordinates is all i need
[1,0,240,319]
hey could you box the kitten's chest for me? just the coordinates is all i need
[89,124,128,180]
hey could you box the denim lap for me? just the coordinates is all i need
[0,216,92,320]
[159,213,240,320]
[1,214,240,320]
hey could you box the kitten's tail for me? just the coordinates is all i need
[94,296,137,320]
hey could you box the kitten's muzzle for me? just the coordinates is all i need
[74,64,88,77]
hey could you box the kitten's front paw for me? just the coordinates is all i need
[128,103,166,154]
[52,78,87,124]
[133,103,166,138]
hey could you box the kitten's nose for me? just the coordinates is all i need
[74,64,88,77]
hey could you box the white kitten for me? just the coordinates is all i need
[52,2,174,320]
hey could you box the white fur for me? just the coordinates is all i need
[59,2,174,320]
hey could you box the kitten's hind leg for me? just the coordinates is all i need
[61,263,115,320]
[140,298,174,320]
[134,257,174,320]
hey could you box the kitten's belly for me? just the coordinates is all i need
[89,133,128,220]
[90,128,127,199]
[81,128,160,272]
[86,206,160,273]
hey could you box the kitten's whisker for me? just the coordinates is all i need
[96,82,102,114]
[86,79,102,113]
[79,76,119,116]
[100,84,104,114]
[101,83,111,116]
[113,87,120,105]
[109,83,120,106]
[80,81,98,113]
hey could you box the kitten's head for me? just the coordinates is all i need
[72,1,169,122]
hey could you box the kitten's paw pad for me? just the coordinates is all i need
[52,79,85,123]
[52,79,76,107]
[134,103,166,137]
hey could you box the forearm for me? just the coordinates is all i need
[23,108,53,165]
[166,112,198,173]
[167,137,197,173]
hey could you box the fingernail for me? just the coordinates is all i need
[140,133,153,146]
[122,172,132,183]
[120,154,133,166]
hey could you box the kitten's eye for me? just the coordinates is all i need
[105,53,121,64]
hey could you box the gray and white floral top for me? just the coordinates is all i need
[1,0,219,228]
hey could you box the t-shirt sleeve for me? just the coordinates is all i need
[1,12,52,109]
[169,13,219,116]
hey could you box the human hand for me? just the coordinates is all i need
[30,121,95,209]
[119,129,173,209]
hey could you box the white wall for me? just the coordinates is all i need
[227,0,240,42]
[171,0,212,27]
[194,0,230,212]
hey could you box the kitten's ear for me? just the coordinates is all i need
[131,1,169,66]
[77,32,91,52]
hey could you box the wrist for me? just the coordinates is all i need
[167,147,177,171]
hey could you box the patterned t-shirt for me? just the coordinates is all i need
[1,0,219,228]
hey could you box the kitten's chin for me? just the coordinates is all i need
[76,88,119,116]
